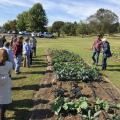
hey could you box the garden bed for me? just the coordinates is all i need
[30,49,120,120]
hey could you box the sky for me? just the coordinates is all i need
[0,0,120,26]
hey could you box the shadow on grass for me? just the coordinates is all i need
[12,84,40,91]
[7,99,50,120]
[32,62,47,67]
[12,76,27,81]
[107,68,120,72]
[23,71,46,75]
[7,109,30,120]
[39,83,52,89]
[107,64,120,67]
[31,109,54,119]
[32,59,47,67]
[32,58,45,61]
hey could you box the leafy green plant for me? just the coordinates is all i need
[95,98,109,111]
[75,97,88,113]
[51,49,101,82]
[54,62,100,81]
[83,110,101,120]
[51,97,65,115]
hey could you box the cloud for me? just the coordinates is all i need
[37,0,120,25]
[0,0,32,7]
[0,0,120,26]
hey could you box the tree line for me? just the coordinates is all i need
[2,3,120,36]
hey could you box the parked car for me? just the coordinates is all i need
[43,32,54,38]
[19,31,24,35]
[19,31,30,36]
[37,32,44,38]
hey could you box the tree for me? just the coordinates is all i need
[52,21,64,37]
[109,22,119,34]
[9,20,17,31]
[3,22,11,32]
[87,8,119,34]
[76,21,89,37]
[28,3,48,32]
[3,20,17,32]
[117,24,120,33]
[17,11,28,31]
[61,22,77,36]
[47,26,52,33]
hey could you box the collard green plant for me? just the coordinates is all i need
[95,97,109,111]
[51,49,101,82]
[51,97,65,115]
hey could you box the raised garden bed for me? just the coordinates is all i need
[30,49,120,120]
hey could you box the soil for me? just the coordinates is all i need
[29,53,120,120]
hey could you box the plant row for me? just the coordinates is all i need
[52,97,120,119]
[50,49,101,81]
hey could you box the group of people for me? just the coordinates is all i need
[0,34,37,120]
[92,34,112,70]
[0,34,37,74]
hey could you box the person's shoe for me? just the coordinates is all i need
[15,71,20,74]
[102,67,106,70]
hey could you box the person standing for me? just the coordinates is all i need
[10,34,17,48]
[92,34,103,65]
[13,36,23,74]
[23,38,31,67]
[102,38,112,70]
[0,35,6,48]
[29,38,33,65]
[30,35,37,57]
[0,49,13,120]
[3,42,14,68]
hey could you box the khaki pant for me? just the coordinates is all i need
[23,55,30,67]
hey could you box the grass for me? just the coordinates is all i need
[6,49,46,120]
[37,36,120,88]
[6,35,120,119]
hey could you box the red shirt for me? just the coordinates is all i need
[13,41,22,56]
[92,38,102,51]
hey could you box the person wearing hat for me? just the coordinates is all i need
[92,34,103,65]
[13,36,23,74]
[0,48,13,120]
[102,38,112,70]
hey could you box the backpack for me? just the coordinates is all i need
[107,50,112,58]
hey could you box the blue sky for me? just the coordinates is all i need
[0,0,120,26]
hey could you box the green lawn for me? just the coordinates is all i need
[6,36,120,119]
[7,50,46,120]
[38,36,120,88]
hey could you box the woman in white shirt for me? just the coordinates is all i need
[0,48,13,120]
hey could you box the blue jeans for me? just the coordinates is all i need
[102,54,107,70]
[14,55,22,73]
[92,50,100,65]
